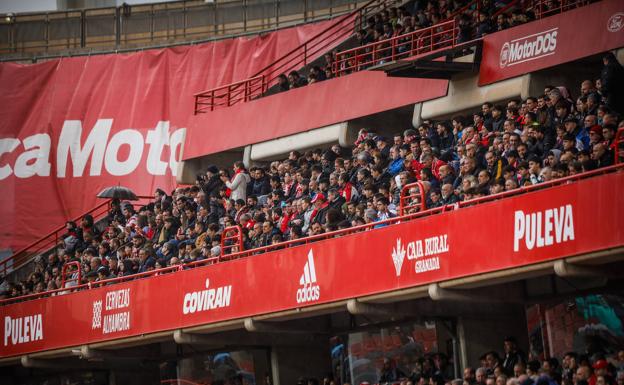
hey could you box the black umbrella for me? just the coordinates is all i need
[97,186,138,200]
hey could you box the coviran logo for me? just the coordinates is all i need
[4,314,43,346]
[499,28,558,68]
[296,250,320,304]
[513,204,575,252]
[182,278,232,315]
[391,235,448,277]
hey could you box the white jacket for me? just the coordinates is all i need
[226,172,251,201]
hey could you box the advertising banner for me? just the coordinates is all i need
[479,0,624,85]
[1,171,622,358]
[0,18,347,250]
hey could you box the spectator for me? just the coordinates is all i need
[600,52,624,114]
[221,161,251,201]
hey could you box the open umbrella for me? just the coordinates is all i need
[97,185,138,200]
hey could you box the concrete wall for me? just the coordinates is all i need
[272,338,331,385]
[459,304,529,369]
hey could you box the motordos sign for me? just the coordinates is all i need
[499,28,558,68]
[480,0,624,85]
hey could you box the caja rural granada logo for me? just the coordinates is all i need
[499,28,558,68]
[607,13,624,32]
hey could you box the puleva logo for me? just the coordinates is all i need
[391,238,406,277]
[296,250,321,304]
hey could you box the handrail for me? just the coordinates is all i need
[0,195,153,279]
[0,199,108,278]
[333,19,457,76]
[614,127,624,165]
[220,225,244,256]
[332,0,596,77]
[194,0,400,113]
[530,0,593,19]
[61,261,81,289]
[2,163,622,306]
[399,181,427,216]
[1,0,366,59]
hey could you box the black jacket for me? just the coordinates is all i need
[202,176,224,198]
[248,176,271,197]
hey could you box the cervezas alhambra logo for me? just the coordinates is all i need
[391,238,406,277]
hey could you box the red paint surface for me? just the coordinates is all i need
[183,71,448,159]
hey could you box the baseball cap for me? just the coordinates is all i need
[311,193,326,203]
[589,125,602,136]
[592,360,608,369]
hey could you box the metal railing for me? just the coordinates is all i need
[529,0,594,19]
[333,19,458,76]
[193,0,399,112]
[221,225,245,255]
[399,181,427,216]
[2,162,622,305]
[0,195,153,279]
[61,261,81,288]
[194,75,267,112]
[0,0,365,59]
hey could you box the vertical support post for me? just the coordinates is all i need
[150,4,155,43]
[243,0,248,32]
[80,10,86,48]
[44,13,49,53]
[183,1,187,39]
[115,7,121,48]
[304,0,309,22]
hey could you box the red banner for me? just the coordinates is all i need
[0,18,344,250]
[183,71,448,160]
[479,0,624,85]
[1,171,622,358]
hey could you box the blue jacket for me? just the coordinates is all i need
[388,157,404,176]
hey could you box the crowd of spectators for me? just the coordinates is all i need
[273,0,575,88]
[374,344,624,385]
[1,49,623,300]
[323,340,624,385]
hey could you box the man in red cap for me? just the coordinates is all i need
[589,360,611,385]
[310,193,330,226]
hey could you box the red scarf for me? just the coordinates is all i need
[225,168,244,198]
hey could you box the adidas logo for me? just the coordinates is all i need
[296,250,321,304]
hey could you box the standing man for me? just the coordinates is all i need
[221,161,251,201]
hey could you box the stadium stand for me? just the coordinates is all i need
[1,0,623,384]
[3,68,624,298]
